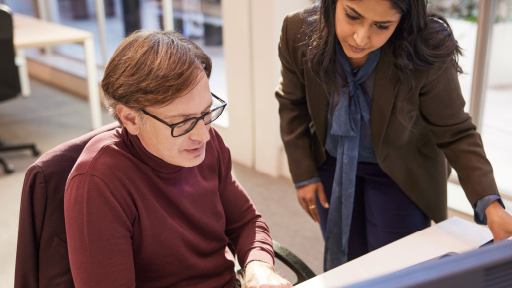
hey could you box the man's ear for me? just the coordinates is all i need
[117,104,141,135]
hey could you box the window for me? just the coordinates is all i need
[430,0,512,200]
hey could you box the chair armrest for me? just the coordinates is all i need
[273,240,316,285]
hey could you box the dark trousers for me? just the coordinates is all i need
[316,154,431,261]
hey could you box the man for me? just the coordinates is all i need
[64,30,291,288]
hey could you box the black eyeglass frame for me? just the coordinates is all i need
[141,92,227,137]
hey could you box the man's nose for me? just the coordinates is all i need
[189,119,210,143]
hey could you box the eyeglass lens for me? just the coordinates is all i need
[173,106,225,137]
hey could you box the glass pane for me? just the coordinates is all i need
[430,0,512,198]
[4,0,35,16]
[12,0,228,126]
[54,0,228,126]
[141,0,161,30]
[482,0,512,197]
[55,0,124,65]
[172,0,228,127]
[429,0,480,111]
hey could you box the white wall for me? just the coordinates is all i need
[220,0,254,167]
[222,0,311,177]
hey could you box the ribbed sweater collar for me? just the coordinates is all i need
[121,127,183,174]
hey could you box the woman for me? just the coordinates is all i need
[276,0,512,271]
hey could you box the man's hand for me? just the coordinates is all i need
[486,200,512,241]
[296,182,329,223]
[244,261,292,288]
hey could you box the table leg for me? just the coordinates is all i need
[161,0,174,31]
[95,0,109,66]
[84,37,102,130]
[15,49,31,97]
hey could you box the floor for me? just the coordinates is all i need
[0,79,477,287]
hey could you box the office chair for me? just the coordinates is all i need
[15,123,315,287]
[0,5,40,173]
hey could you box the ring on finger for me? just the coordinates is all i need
[309,204,317,209]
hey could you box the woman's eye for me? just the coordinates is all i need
[345,12,359,21]
[376,24,390,30]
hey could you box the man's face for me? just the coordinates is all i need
[127,72,212,167]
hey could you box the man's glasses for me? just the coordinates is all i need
[142,93,227,137]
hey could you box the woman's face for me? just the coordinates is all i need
[335,0,402,66]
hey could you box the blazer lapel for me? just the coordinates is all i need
[302,44,399,153]
[371,44,400,157]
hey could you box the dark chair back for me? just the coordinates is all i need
[0,5,21,102]
[15,123,119,288]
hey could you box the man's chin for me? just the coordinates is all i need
[181,151,206,168]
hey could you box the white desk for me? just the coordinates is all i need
[296,217,492,288]
[13,13,102,130]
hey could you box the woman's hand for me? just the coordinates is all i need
[486,200,512,241]
[244,261,292,288]
[296,182,329,223]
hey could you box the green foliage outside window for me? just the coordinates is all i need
[428,0,512,23]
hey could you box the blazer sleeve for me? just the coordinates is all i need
[419,59,500,205]
[275,13,319,184]
[15,165,47,288]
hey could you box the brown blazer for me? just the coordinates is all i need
[275,10,499,223]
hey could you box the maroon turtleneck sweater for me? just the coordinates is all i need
[64,127,274,288]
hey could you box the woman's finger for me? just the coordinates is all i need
[296,192,314,220]
[309,201,320,223]
[304,202,316,222]
[317,183,329,208]
[304,193,319,223]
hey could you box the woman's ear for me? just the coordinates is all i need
[117,104,141,135]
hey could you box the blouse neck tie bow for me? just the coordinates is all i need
[323,40,381,271]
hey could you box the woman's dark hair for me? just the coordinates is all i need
[304,0,463,92]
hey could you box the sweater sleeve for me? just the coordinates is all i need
[64,173,136,288]
[211,130,275,268]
